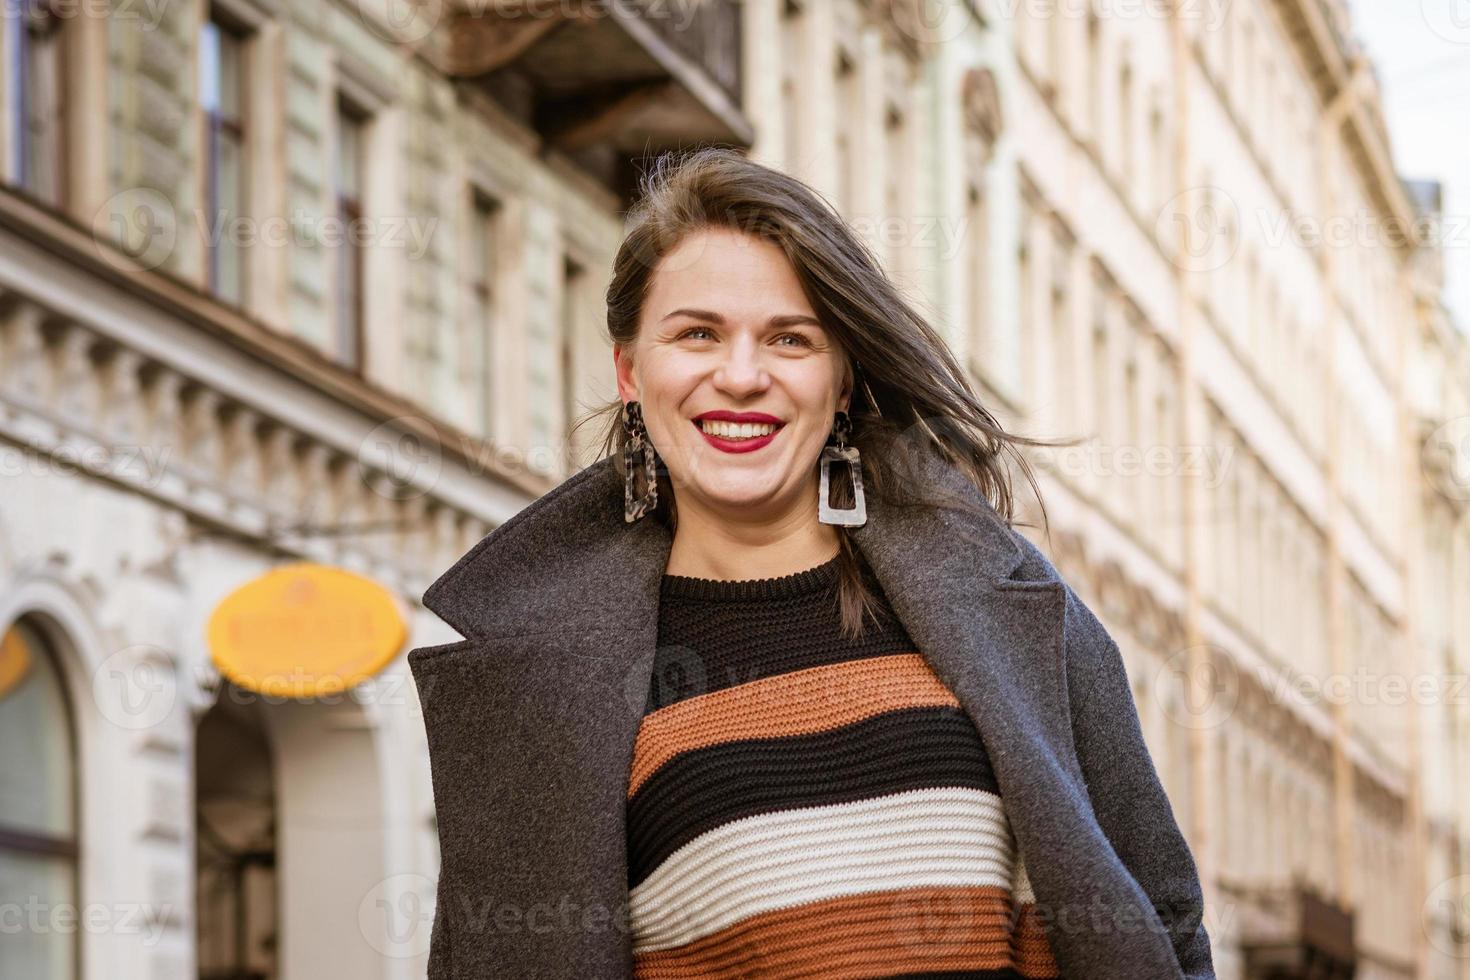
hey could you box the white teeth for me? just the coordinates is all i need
[699,420,778,439]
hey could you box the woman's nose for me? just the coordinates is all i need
[712,340,770,393]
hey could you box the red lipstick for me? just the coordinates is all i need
[693,411,783,424]
[691,411,785,454]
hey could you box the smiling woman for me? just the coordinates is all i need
[586,149,1070,636]
[412,147,1216,980]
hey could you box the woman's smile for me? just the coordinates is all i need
[692,410,787,454]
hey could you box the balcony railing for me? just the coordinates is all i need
[435,0,752,203]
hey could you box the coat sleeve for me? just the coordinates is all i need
[1061,581,1217,980]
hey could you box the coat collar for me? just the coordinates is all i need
[421,441,1028,642]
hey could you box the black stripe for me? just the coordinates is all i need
[647,602,916,713]
[627,705,1000,888]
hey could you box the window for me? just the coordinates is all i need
[1049,227,1071,425]
[1090,289,1108,441]
[561,255,585,461]
[1119,58,1134,191]
[466,189,500,437]
[883,104,908,275]
[965,182,989,363]
[334,98,369,368]
[8,1,67,205]
[1149,99,1165,212]
[1086,10,1101,145]
[199,11,246,304]
[195,684,277,980]
[0,620,78,980]
[779,0,802,169]
[834,50,858,216]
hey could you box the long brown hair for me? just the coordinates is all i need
[575,147,1073,640]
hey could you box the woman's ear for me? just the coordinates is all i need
[613,342,638,403]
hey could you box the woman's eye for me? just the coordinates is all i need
[677,327,714,341]
[775,333,811,348]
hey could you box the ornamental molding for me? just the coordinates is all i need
[0,286,499,601]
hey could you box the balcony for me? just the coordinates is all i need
[1239,881,1356,979]
[434,0,751,203]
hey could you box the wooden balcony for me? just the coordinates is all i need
[1239,881,1357,979]
[436,0,751,202]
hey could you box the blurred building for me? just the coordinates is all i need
[0,1,1467,980]
[897,1,1469,978]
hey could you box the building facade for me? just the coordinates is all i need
[1,0,1467,978]
[742,0,1470,977]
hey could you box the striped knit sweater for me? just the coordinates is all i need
[625,550,1062,979]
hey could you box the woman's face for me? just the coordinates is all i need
[614,227,851,522]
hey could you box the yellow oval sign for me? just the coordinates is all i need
[0,624,33,701]
[207,563,408,699]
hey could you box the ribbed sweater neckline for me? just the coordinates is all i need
[660,551,842,602]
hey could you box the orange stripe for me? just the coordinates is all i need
[629,653,959,798]
[633,885,1060,978]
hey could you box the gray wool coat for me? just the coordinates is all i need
[406,443,1216,980]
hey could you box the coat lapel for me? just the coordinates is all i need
[412,445,1182,978]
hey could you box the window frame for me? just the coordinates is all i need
[8,0,69,207]
[199,6,250,305]
[333,93,371,370]
[0,617,81,980]
[467,186,501,438]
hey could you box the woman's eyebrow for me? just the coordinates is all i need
[661,308,823,329]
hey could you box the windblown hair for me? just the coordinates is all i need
[576,147,1072,640]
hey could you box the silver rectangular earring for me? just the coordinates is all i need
[818,411,866,526]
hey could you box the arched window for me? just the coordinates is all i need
[0,618,79,979]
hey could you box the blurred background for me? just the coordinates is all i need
[0,0,1467,978]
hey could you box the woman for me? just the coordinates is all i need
[408,149,1214,979]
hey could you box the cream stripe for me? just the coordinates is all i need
[629,786,1022,953]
